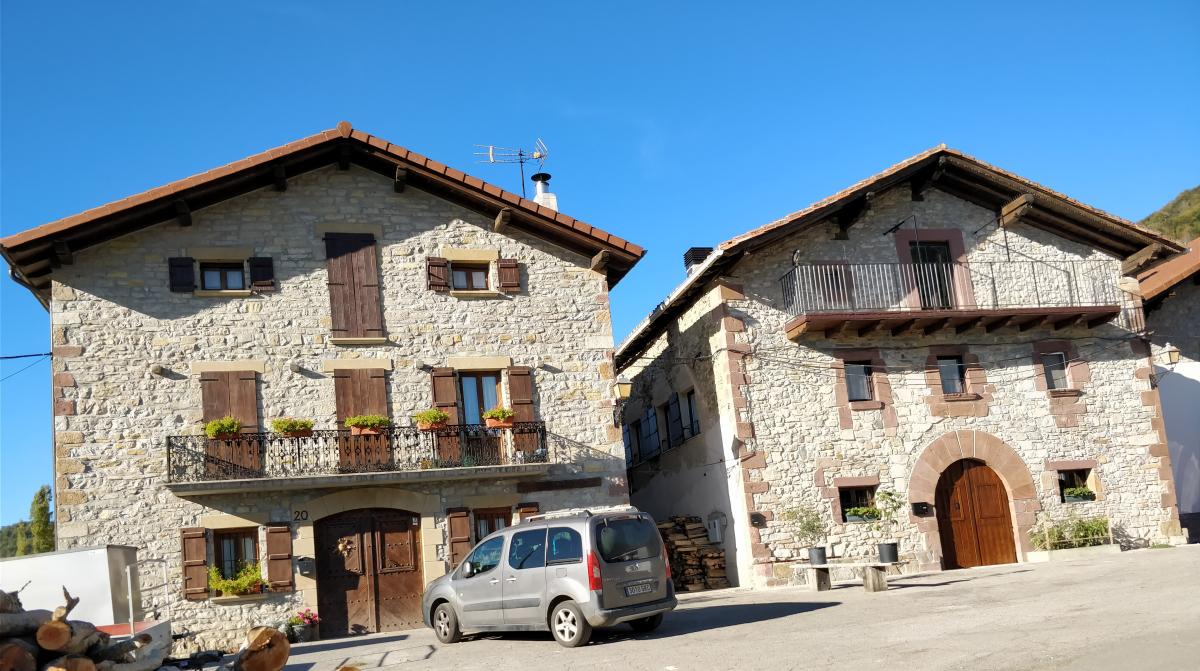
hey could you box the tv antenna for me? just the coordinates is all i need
[474,139,549,197]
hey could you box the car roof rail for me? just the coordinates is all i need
[524,504,641,522]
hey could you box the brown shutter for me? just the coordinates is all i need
[507,366,536,422]
[516,502,540,521]
[264,524,293,592]
[351,243,384,338]
[325,235,356,338]
[431,367,460,424]
[230,372,260,433]
[200,372,231,422]
[497,259,521,293]
[334,368,389,427]
[427,257,450,292]
[248,257,275,291]
[326,234,381,338]
[333,370,354,427]
[169,257,195,292]
[447,508,472,568]
[181,527,208,600]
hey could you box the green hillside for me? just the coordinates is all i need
[1140,185,1200,243]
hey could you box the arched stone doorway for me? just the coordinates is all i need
[908,431,1039,569]
[935,459,1017,568]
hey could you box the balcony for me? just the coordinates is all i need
[165,422,550,495]
[780,260,1126,339]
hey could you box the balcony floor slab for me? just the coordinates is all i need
[165,463,554,496]
[784,305,1121,340]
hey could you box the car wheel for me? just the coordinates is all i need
[628,613,663,633]
[550,600,592,648]
[433,603,462,644]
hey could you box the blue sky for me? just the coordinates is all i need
[1,1,1197,524]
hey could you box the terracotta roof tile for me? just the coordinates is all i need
[1139,237,1200,300]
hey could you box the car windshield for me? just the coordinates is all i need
[595,517,660,563]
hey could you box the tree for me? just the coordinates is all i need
[13,522,32,556]
[30,485,55,553]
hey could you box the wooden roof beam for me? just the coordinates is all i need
[857,319,884,337]
[272,164,288,192]
[174,200,191,227]
[52,240,73,266]
[984,316,1013,333]
[1121,243,1165,275]
[1018,315,1048,332]
[493,207,511,233]
[999,194,1035,228]
[1052,314,1083,331]
[923,318,951,335]
[909,158,946,201]
[955,316,984,334]
[590,250,611,274]
[393,167,408,193]
[832,192,873,240]
[890,318,918,336]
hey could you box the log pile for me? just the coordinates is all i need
[656,516,730,592]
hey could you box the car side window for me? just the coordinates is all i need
[464,536,504,576]
[507,529,547,570]
[547,527,583,565]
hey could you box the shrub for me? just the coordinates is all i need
[873,489,905,537]
[207,563,262,596]
[271,418,315,434]
[844,506,880,521]
[781,506,827,547]
[345,414,391,430]
[286,607,321,626]
[1063,486,1095,500]
[411,408,449,426]
[1030,515,1109,550]
[205,416,242,438]
[481,406,514,421]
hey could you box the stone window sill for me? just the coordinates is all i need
[449,289,505,299]
[938,392,981,402]
[193,290,253,298]
[329,337,390,346]
[1047,388,1084,398]
[209,592,269,604]
[849,400,884,411]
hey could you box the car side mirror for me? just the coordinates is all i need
[461,561,473,577]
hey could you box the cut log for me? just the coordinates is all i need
[50,591,79,624]
[42,655,96,671]
[38,622,99,655]
[90,635,151,663]
[0,639,38,671]
[0,612,52,638]
[230,627,289,671]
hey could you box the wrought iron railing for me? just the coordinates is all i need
[779,260,1121,317]
[166,422,549,483]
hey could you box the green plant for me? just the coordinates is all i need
[286,607,320,626]
[873,489,905,538]
[205,416,242,438]
[345,414,391,430]
[482,406,514,421]
[1030,515,1110,550]
[781,506,827,548]
[845,506,880,521]
[411,408,449,426]
[271,418,315,434]
[1063,486,1095,500]
[207,563,262,596]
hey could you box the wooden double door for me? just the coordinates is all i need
[315,508,424,636]
[935,459,1017,569]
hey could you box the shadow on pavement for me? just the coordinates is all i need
[288,633,410,656]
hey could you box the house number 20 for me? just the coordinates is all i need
[293,510,309,521]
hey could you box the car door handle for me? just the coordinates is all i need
[489,578,500,585]
[505,576,517,582]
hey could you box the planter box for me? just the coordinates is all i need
[280,429,314,438]
[1026,543,1120,563]
[484,418,514,429]
[416,421,447,431]
[350,426,386,436]
[1063,495,1096,503]
[210,592,270,604]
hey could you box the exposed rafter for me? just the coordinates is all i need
[52,240,73,266]
[832,192,872,240]
[1121,243,1165,275]
[272,164,288,192]
[909,157,946,201]
[393,167,408,193]
[493,207,511,233]
[999,193,1035,228]
[590,250,611,273]
[174,200,191,227]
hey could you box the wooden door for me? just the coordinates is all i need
[316,508,424,637]
[936,459,1017,569]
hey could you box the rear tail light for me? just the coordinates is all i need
[587,550,603,591]
[662,540,672,580]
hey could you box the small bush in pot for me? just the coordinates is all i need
[271,418,315,438]
[481,406,515,429]
[205,416,242,440]
[1062,486,1096,503]
[412,408,449,431]
[782,505,828,565]
[285,608,321,643]
[844,506,880,523]
[873,489,905,563]
[206,563,262,597]
[345,414,391,435]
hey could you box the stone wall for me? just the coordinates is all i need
[48,165,628,647]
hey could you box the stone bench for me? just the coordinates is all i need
[807,562,903,592]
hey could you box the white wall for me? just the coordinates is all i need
[1159,361,1200,515]
[0,546,140,625]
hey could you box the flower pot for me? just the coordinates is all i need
[211,432,239,441]
[416,421,447,431]
[484,417,513,429]
[845,515,867,523]
[878,542,899,564]
[808,546,827,565]
[350,426,384,436]
[289,623,314,643]
[282,429,314,438]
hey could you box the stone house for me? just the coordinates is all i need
[0,122,643,647]
[1138,238,1200,541]
[614,146,1187,588]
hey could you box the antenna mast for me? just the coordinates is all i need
[474,139,549,197]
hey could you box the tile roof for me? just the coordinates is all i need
[1139,237,1200,300]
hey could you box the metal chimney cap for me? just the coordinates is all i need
[531,172,552,183]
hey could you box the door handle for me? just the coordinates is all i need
[505,576,517,582]
[489,578,500,585]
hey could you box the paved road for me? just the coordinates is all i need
[282,545,1200,671]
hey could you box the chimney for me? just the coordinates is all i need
[683,247,714,274]
[531,173,557,211]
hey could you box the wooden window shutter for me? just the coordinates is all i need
[264,525,293,592]
[230,371,260,433]
[200,372,231,423]
[352,243,384,339]
[622,423,632,465]
[497,259,521,294]
[168,257,195,293]
[325,236,356,338]
[430,367,460,424]
[507,366,536,422]
[516,502,540,521]
[447,508,472,568]
[427,257,450,293]
[666,393,684,448]
[247,257,276,292]
[181,527,208,600]
[325,233,382,338]
[333,368,389,427]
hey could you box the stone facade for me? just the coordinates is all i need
[620,185,1181,588]
[48,165,629,648]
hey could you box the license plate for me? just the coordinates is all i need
[624,582,656,597]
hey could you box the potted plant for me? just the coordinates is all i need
[419,458,436,470]
[271,418,315,438]
[1063,486,1096,503]
[206,563,262,597]
[205,416,242,440]
[782,506,829,565]
[412,408,450,431]
[481,406,515,429]
[873,489,905,564]
[285,608,320,643]
[844,506,880,523]
[345,414,391,436]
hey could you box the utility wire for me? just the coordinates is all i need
[0,355,49,382]
[0,352,52,360]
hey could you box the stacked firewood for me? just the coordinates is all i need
[0,587,290,671]
[656,516,730,592]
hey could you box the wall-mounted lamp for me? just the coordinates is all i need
[615,377,633,400]
[1163,343,1181,366]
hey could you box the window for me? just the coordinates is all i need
[937,356,965,394]
[507,529,547,570]
[839,486,877,522]
[640,407,661,459]
[463,535,504,576]
[625,420,643,464]
[199,262,245,291]
[594,517,661,563]
[1058,469,1093,502]
[451,263,490,290]
[1043,352,1070,390]
[685,390,701,436]
[909,240,955,309]
[845,361,874,402]
[473,508,510,542]
[459,372,501,425]
[547,527,583,564]
[213,528,258,579]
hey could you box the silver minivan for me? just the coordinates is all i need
[422,506,677,647]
